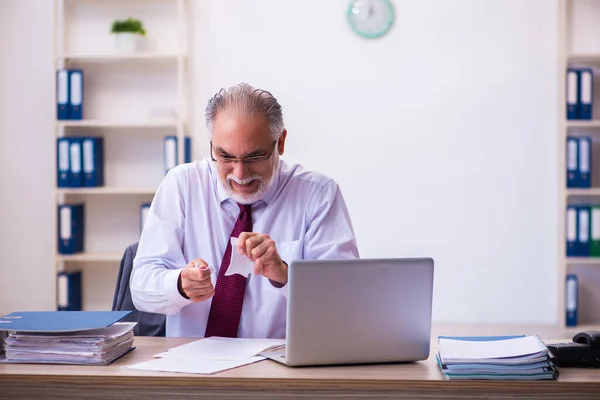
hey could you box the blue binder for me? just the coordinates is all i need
[567,137,579,188]
[57,271,82,311]
[566,274,578,327]
[140,203,151,234]
[577,205,590,257]
[82,137,104,187]
[566,68,579,120]
[56,69,70,120]
[579,68,593,120]
[566,205,578,257]
[578,136,591,188]
[163,136,177,174]
[0,311,132,333]
[69,69,83,120]
[185,136,192,163]
[58,203,84,255]
[57,138,71,188]
[69,138,83,187]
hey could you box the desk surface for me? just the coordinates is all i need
[1,324,600,400]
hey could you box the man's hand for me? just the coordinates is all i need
[177,258,215,302]
[237,232,288,286]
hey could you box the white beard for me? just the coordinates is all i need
[219,156,279,204]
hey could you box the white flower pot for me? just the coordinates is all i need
[114,33,141,54]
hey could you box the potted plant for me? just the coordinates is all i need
[111,18,146,53]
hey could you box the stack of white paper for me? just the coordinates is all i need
[125,337,285,374]
[436,335,558,380]
[2,322,136,365]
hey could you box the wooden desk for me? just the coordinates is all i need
[1,325,600,399]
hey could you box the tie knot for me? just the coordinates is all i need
[237,203,252,214]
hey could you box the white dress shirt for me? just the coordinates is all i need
[130,158,359,338]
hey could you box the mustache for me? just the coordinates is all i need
[226,174,262,185]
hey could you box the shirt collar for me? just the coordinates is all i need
[210,158,281,206]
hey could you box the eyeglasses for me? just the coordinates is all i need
[211,140,277,165]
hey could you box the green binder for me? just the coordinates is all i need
[590,205,600,257]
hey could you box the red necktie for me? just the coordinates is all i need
[204,203,253,337]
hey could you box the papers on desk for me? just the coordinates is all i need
[1,322,136,365]
[436,335,559,380]
[125,337,285,374]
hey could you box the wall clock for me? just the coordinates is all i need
[347,0,395,39]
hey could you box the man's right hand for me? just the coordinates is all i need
[177,258,215,302]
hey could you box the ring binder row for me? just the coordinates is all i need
[566,68,593,120]
[566,136,591,189]
[565,204,600,257]
[57,69,83,121]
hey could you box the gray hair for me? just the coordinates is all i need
[205,83,285,140]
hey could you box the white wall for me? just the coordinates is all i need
[0,0,560,324]
[0,0,56,314]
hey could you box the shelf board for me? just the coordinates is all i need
[568,53,600,63]
[566,257,600,265]
[566,120,600,128]
[57,253,122,262]
[58,53,184,62]
[57,187,156,195]
[57,120,179,128]
[566,188,600,196]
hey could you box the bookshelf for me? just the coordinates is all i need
[53,0,190,311]
[559,0,600,327]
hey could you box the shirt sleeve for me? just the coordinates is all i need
[130,168,192,315]
[271,179,360,298]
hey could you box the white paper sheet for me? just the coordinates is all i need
[154,337,285,361]
[124,356,265,374]
[438,336,547,360]
[225,237,255,277]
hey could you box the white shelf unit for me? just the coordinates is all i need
[558,0,600,327]
[53,0,190,311]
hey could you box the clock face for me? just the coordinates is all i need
[347,0,395,39]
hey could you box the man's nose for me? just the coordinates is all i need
[232,161,249,179]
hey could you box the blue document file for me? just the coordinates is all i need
[69,138,83,187]
[566,205,578,257]
[56,69,70,120]
[566,274,579,327]
[57,138,71,188]
[82,137,104,187]
[57,271,82,311]
[57,203,84,254]
[69,69,83,120]
[0,311,132,333]
[578,137,592,188]
[579,68,593,120]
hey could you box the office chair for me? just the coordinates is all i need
[112,242,166,337]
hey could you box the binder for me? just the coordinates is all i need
[57,271,82,311]
[82,137,104,187]
[57,138,71,188]
[69,69,83,120]
[565,274,578,327]
[578,136,591,188]
[577,205,590,257]
[566,205,578,257]
[58,204,84,255]
[163,136,177,174]
[579,68,593,120]
[0,311,132,333]
[185,136,192,163]
[140,203,151,234]
[567,137,579,188]
[56,69,70,120]
[591,205,600,257]
[69,138,83,187]
[566,68,579,120]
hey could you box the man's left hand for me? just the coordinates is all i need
[236,232,288,286]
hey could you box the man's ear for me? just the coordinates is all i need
[277,130,287,155]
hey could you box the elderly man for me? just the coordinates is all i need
[130,83,359,338]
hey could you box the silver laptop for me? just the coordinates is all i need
[260,257,434,366]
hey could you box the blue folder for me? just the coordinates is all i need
[56,69,70,120]
[566,274,578,327]
[566,68,579,120]
[0,311,132,332]
[82,137,104,187]
[579,68,593,120]
[57,137,71,188]
[578,137,591,188]
[69,69,84,120]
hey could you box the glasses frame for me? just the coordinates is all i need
[210,140,278,165]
